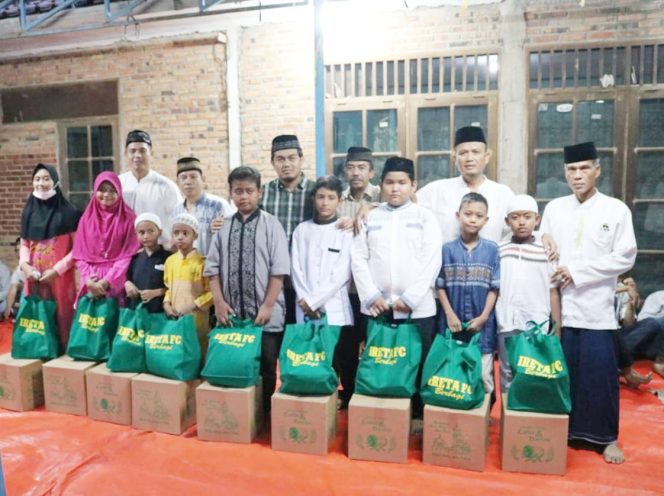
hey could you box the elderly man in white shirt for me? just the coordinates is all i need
[540,141,637,465]
[119,130,182,244]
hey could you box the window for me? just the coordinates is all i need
[528,43,664,296]
[58,119,119,210]
[326,52,499,187]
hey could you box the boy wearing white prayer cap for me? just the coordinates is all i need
[495,194,562,392]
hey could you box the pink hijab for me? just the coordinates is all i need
[72,171,140,263]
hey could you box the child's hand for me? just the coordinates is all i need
[210,216,225,233]
[214,300,235,326]
[368,297,390,317]
[254,303,273,325]
[335,216,354,231]
[298,299,321,319]
[179,302,197,315]
[140,288,163,303]
[392,298,411,314]
[39,269,58,285]
[164,302,179,318]
[125,281,140,299]
[467,316,487,333]
[446,311,463,332]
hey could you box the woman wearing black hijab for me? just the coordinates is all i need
[19,164,80,347]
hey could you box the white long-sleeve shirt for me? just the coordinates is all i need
[417,175,514,244]
[351,201,442,319]
[291,220,354,326]
[540,191,637,330]
[119,170,182,244]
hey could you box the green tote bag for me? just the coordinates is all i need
[145,313,201,381]
[67,295,119,361]
[506,320,571,414]
[107,303,149,373]
[355,315,422,398]
[11,294,60,360]
[279,317,341,395]
[420,329,484,410]
[202,316,263,388]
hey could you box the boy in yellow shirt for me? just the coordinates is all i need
[163,212,213,351]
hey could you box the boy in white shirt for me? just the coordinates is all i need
[291,175,355,407]
[352,157,442,415]
[496,194,561,392]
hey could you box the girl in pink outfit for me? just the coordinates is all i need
[19,164,81,348]
[72,171,140,303]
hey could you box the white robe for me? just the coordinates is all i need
[291,220,354,326]
[540,191,637,330]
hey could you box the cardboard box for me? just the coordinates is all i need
[501,394,569,475]
[131,373,200,435]
[271,391,337,456]
[42,355,97,416]
[86,363,137,425]
[422,394,490,471]
[348,394,411,464]
[196,380,263,443]
[0,353,44,411]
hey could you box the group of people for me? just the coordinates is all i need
[9,124,655,467]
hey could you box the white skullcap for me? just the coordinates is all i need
[171,212,200,235]
[134,212,162,230]
[506,194,539,216]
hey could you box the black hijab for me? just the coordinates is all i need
[20,164,81,241]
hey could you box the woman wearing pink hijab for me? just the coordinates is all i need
[72,172,140,301]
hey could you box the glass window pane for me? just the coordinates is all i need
[590,48,601,86]
[443,57,452,92]
[658,45,664,84]
[91,125,113,157]
[431,57,440,93]
[565,50,576,87]
[454,56,464,91]
[552,50,564,88]
[535,153,568,198]
[631,254,664,299]
[92,159,114,180]
[397,60,405,95]
[615,47,625,86]
[365,62,373,96]
[529,52,539,89]
[417,155,450,187]
[578,49,589,86]
[333,111,362,154]
[635,151,664,199]
[638,99,664,147]
[576,100,614,147]
[376,61,384,96]
[643,45,654,84]
[69,193,90,211]
[67,127,88,158]
[418,107,450,151]
[455,105,488,132]
[420,59,429,93]
[370,156,389,186]
[410,59,418,94]
[466,55,476,90]
[488,54,499,90]
[68,160,90,192]
[540,52,551,88]
[596,152,614,197]
[476,55,487,90]
[367,109,398,153]
[387,61,395,96]
[633,202,664,250]
[537,102,573,149]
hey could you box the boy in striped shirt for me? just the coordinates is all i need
[495,194,561,392]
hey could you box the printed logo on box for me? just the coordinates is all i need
[97,396,121,414]
[280,409,316,444]
[430,424,472,460]
[0,385,16,401]
[511,444,555,463]
[355,433,396,452]
[136,390,170,423]
[517,426,552,443]
[46,376,77,406]
[202,399,239,434]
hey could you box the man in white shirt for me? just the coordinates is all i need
[119,130,182,245]
[416,126,514,244]
[540,141,637,465]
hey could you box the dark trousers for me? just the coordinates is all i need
[261,331,284,414]
[562,327,619,445]
[333,294,364,402]
[284,283,297,325]
[616,317,664,368]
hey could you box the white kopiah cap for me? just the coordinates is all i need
[506,194,539,216]
[171,212,200,235]
[134,212,162,230]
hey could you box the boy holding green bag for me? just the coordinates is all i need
[204,166,290,413]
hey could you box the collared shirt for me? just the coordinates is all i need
[171,193,237,256]
[337,183,382,219]
[437,236,500,353]
[495,237,554,333]
[291,219,354,326]
[260,174,314,244]
[351,201,442,319]
[164,249,213,335]
[204,209,290,333]
[540,191,637,330]
[126,246,170,313]
[119,170,183,244]
[417,175,514,244]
